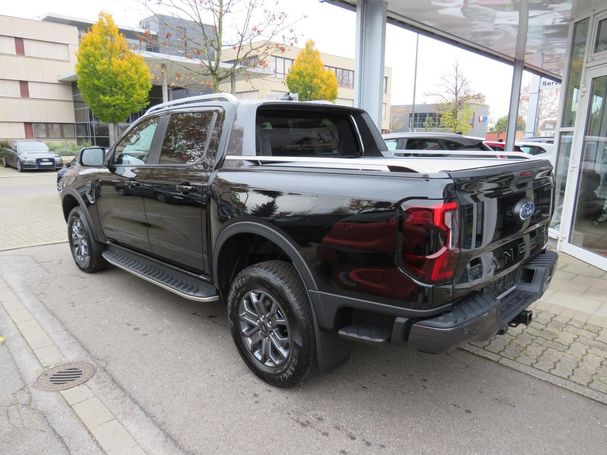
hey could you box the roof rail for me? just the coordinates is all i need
[145,93,238,115]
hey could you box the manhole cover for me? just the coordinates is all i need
[36,362,96,391]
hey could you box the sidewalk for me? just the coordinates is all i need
[465,251,607,402]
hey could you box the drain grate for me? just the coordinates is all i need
[36,362,96,391]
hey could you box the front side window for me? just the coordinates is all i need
[159,111,218,164]
[114,117,160,165]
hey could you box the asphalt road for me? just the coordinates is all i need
[1,243,607,454]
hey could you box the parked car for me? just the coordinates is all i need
[523,135,554,144]
[484,140,517,152]
[56,153,82,192]
[2,141,63,172]
[59,94,557,387]
[383,132,493,152]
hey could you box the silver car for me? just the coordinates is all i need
[2,141,63,172]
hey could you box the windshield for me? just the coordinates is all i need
[17,141,50,152]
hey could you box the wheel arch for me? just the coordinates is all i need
[212,221,318,299]
[61,190,104,242]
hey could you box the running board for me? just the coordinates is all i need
[102,246,218,302]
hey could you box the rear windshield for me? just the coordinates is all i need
[255,109,361,158]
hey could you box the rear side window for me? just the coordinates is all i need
[159,111,220,164]
[255,109,361,157]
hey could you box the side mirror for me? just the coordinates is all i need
[80,147,106,167]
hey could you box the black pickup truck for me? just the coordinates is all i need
[59,94,557,387]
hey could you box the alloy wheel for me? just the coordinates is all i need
[238,289,291,368]
[70,218,90,267]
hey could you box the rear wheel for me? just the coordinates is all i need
[2,157,7,168]
[67,207,107,273]
[227,260,316,387]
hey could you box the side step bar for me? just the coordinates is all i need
[102,246,219,302]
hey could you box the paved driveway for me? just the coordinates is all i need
[0,166,65,251]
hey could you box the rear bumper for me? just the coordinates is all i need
[407,250,558,353]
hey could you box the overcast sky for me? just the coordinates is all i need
[1,0,535,120]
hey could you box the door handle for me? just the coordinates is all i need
[176,183,196,194]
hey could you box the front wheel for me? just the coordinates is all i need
[16,160,23,172]
[67,207,107,273]
[227,261,316,388]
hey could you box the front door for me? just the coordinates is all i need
[560,65,607,270]
[144,109,222,273]
[95,115,164,253]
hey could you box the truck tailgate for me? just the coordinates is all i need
[448,159,554,299]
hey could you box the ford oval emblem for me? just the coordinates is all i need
[515,199,535,221]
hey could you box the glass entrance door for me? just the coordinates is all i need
[561,65,607,270]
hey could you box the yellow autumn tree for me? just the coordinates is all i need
[76,13,151,128]
[286,40,338,102]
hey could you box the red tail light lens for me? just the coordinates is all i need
[401,201,459,283]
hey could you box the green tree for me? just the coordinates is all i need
[490,115,526,134]
[427,61,485,134]
[76,13,151,141]
[286,40,338,102]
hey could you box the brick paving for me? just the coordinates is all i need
[0,167,66,251]
[464,251,607,402]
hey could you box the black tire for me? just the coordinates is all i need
[227,260,316,388]
[67,206,107,273]
[2,157,7,168]
[16,160,23,172]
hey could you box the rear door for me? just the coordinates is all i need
[143,108,223,273]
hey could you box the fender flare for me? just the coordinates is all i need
[61,189,105,243]
[213,221,350,373]
[212,220,318,291]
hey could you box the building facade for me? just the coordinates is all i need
[390,102,489,137]
[551,4,607,270]
[0,15,79,144]
[221,43,392,131]
[0,14,392,144]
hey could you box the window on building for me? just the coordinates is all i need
[324,66,354,89]
[272,56,294,78]
[15,37,24,55]
[19,81,29,98]
[33,123,47,138]
[159,111,219,164]
[384,76,388,94]
[32,123,77,139]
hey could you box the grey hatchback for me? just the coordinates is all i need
[2,141,63,172]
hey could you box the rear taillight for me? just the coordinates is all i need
[400,201,459,283]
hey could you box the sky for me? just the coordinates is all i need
[0,0,537,121]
